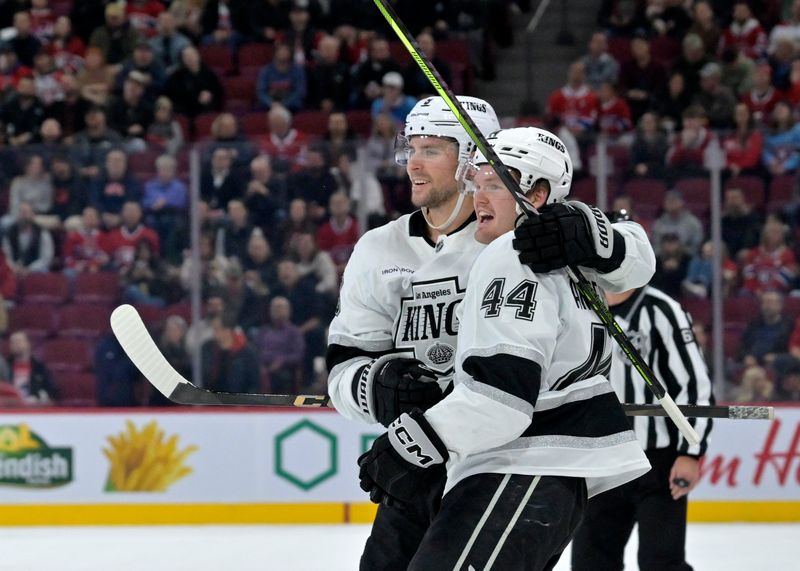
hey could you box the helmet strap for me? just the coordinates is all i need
[422,192,467,232]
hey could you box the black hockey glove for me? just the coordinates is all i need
[352,355,444,427]
[358,409,449,506]
[512,201,625,274]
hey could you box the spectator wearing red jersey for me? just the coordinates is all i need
[317,191,359,275]
[666,105,714,179]
[546,60,598,137]
[741,215,797,296]
[126,0,165,38]
[63,206,110,275]
[257,104,308,175]
[718,1,767,61]
[29,0,56,44]
[619,34,667,123]
[597,81,633,137]
[742,64,783,125]
[48,15,86,74]
[101,200,160,272]
[723,103,764,177]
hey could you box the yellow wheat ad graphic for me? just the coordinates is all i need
[103,420,198,492]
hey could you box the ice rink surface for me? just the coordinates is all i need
[1,523,797,570]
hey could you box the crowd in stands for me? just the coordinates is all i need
[0,0,519,407]
[2,0,799,407]
[542,0,800,402]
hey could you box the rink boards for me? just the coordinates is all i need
[0,405,798,525]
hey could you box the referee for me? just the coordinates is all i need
[571,283,714,571]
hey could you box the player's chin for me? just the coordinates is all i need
[474,224,500,244]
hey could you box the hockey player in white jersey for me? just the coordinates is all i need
[357,127,652,570]
[328,97,654,569]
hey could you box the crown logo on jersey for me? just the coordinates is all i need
[426,342,455,366]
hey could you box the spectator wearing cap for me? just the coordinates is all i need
[763,101,800,177]
[719,1,767,61]
[89,2,143,68]
[651,190,704,256]
[164,45,224,118]
[619,34,667,123]
[666,105,715,180]
[1,74,45,147]
[8,11,42,68]
[306,34,350,112]
[403,32,452,98]
[255,42,306,112]
[276,0,324,66]
[370,71,417,128]
[148,11,191,73]
[692,61,737,129]
[107,70,155,151]
[650,232,692,299]
[114,40,167,101]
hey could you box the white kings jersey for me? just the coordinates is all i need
[424,230,652,498]
[327,211,656,426]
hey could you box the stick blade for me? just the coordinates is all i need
[110,304,188,400]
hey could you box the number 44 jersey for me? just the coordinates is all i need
[327,210,655,427]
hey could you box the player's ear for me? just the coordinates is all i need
[527,179,551,209]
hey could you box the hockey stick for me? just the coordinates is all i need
[111,303,774,419]
[372,0,701,446]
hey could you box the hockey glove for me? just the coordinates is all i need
[512,201,624,274]
[358,409,449,506]
[352,354,443,427]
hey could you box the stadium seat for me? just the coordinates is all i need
[239,44,274,67]
[608,37,632,64]
[135,305,166,329]
[723,322,745,359]
[768,174,795,203]
[164,302,193,323]
[723,297,759,327]
[128,149,160,177]
[570,177,597,203]
[21,272,70,305]
[199,44,232,69]
[193,112,220,140]
[9,304,57,341]
[293,110,330,137]
[345,110,373,138]
[650,36,680,68]
[682,298,711,327]
[725,176,765,210]
[38,339,92,373]
[72,272,120,305]
[242,111,268,135]
[622,178,668,207]
[224,76,256,112]
[54,371,97,407]
[58,304,112,339]
[785,297,800,321]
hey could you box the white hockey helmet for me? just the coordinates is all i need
[396,95,501,170]
[464,127,573,204]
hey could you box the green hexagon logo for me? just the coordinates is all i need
[274,420,337,490]
[360,434,380,454]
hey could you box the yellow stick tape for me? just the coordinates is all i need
[0,501,796,526]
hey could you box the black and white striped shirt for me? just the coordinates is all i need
[609,286,714,456]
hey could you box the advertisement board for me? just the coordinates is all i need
[0,406,797,524]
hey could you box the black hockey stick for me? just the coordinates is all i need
[111,293,773,418]
[372,0,701,445]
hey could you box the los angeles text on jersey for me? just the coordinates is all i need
[395,277,465,375]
